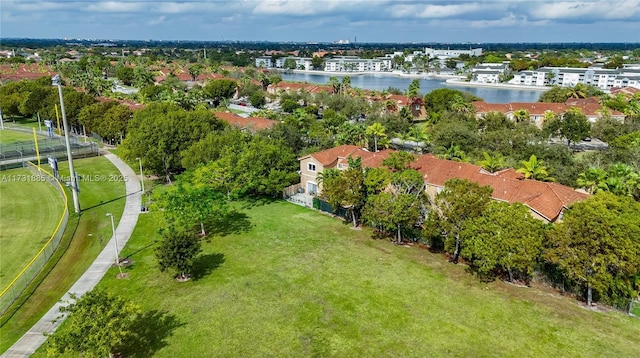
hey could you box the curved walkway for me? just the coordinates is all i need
[2,153,142,357]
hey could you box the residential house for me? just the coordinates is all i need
[297,145,393,196]
[291,145,588,223]
[472,99,625,127]
[0,64,56,82]
[412,154,589,222]
[213,111,278,132]
[267,81,332,96]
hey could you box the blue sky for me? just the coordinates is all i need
[2,0,639,43]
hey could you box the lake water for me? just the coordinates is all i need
[280,72,544,104]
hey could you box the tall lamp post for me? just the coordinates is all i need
[106,213,124,277]
[52,75,80,213]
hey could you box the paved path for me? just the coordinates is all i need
[2,153,142,357]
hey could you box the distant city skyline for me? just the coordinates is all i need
[2,0,639,43]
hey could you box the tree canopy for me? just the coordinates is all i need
[545,192,640,308]
[45,290,142,357]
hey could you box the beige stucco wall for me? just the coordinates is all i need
[300,157,323,195]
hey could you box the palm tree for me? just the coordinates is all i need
[450,95,473,116]
[440,145,468,162]
[577,167,608,194]
[341,76,351,94]
[477,152,505,173]
[566,84,587,99]
[513,109,530,123]
[328,76,340,95]
[517,155,553,181]
[365,123,387,152]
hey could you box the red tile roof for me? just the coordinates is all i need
[268,81,332,94]
[0,64,56,81]
[300,145,360,166]
[412,154,588,221]
[213,111,278,131]
[473,100,624,119]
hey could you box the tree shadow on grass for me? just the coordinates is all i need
[192,253,225,281]
[206,210,252,237]
[239,195,280,209]
[118,310,184,358]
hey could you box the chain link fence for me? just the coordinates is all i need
[0,162,69,316]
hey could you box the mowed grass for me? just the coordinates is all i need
[0,168,65,291]
[53,200,640,357]
[0,130,40,144]
[0,155,126,352]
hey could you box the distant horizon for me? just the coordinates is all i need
[1,37,638,46]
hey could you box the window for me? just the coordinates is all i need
[308,163,316,172]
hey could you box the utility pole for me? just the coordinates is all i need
[52,75,80,213]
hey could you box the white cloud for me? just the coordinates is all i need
[86,1,146,13]
[529,1,640,21]
[390,2,490,18]
[252,0,375,16]
[146,15,167,25]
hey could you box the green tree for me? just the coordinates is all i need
[187,64,203,81]
[462,201,545,282]
[156,225,202,280]
[94,104,133,143]
[203,79,237,101]
[477,151,506,173]
[160,183,228,236]
[407,79,421,98]
[512,109,530,123]
[423,88,479,123]
[382,151,416,172]
[116,65,136,86]
[311,56,324,70]
[321,157,366,227]
[45,290,142,358]
[429,179,493,263]
[517,155,553,181]
[328,76,341,94]
[121,104,223,181]
[281,98,300,113]
[545,107,591,146]
[283,58,297,70]
[365,122,387,152]
[545,192,640,308]
[364,167,392,195]
[440,144,468,162]
[577,167,608,194]
[363,191,422,244]
[249,90,266,108]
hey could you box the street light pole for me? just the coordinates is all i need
[136,157,144,194]
[106,213,123,277]
[52,75,80,213]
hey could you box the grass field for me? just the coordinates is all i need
[39,200,640,357]
[0,155,126,352]
[0,130,41,144]
[0,167,65,293]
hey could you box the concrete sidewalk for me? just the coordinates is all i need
[2,153,142,358]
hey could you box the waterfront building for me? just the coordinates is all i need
[424,47,482,58]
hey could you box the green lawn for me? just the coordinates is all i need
[41,200,640,357]
[0,155,126,352]
[0,167,65,295]
[0,130,40,144]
